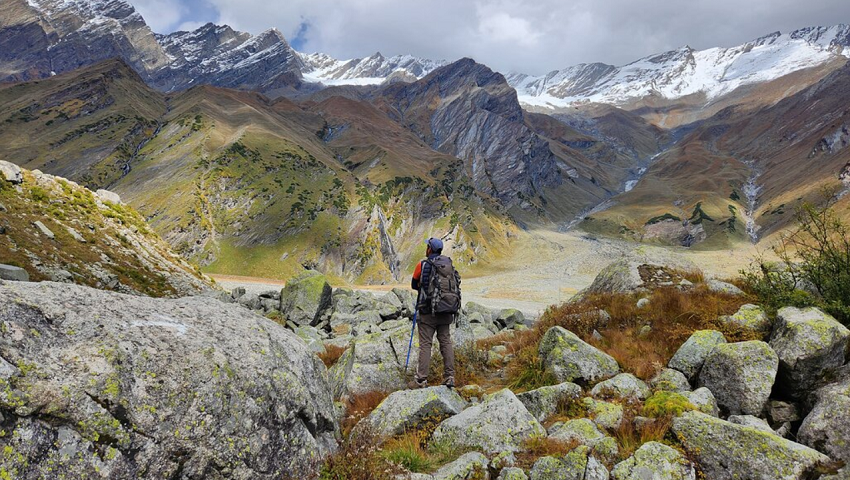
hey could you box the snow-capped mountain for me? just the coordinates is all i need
[299,51,446,86]
[507,25,850,108]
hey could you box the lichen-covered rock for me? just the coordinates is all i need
[591,373,650,401]
[728,415,774,433]
[279,269,333,327]
[328,324,416,398]
[668,330,726,380]
[497,467,529,480]
[582,259,697,294]
[611,441,695,480]
[431,389,545,454]
[516,381,582,422]
[672,411,830,480]
[768,401,800,424]
[0,281,337,480]
[720,304,772,335]
[649,368,690,393]
[706,279,745,296]
[528,447,591,480]
[798,375,850,463]
[294,325,326,354]
[360,386,467,439]
[432,451,490,480]
[697,341,778,415]
[582,397,624,431]
[682,387,719,417]
[539,326,619,384]
[769,307,850,399]
[547,418,618,462]
[0,264,29,282]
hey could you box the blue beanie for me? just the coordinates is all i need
[427,237,443,252]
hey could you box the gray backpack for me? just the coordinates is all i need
[425,255,461,315]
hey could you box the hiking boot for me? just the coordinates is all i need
[442,376,455,389]
[408,378,427,389]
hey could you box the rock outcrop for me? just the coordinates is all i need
[668,330,727,380]
[0,281,337,479]
[279,269,333,327]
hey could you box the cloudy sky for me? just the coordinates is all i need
[129,0,850,74]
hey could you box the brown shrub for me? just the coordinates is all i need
[612,410,673,461]
[515,436,580,469]
[318,344,346,368]
[341,390,390,437]
[319,426,400,480]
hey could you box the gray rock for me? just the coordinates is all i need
[327,324,414,398]
[582,397,624,430]
[649,368,690,393]
[672,411,830,480]
[95,189,122,204]
[727,415,774,433]
[582,259,699,295]
[539,326,619,384]
[820,466,850,480]
[49,268,73,283]
[230,286,246,300]
[294,326,326,354]
[547,418,618,462]
[65,226,87,243]
[0,281,337,480]
[590,373,650,401]
[528,447,593,480]
[432,452,489,480]
[0,160,22,184]
[798,375,850,463]
[719,304,771,335]
[465,301,496,324]
[697,341,778,415]
[32,220,55,240]
[361,386,466,439]
[767,401,800,424]
[682,387,719,417]
[769,306,850,399]
[706,279,745,296]
[668,330,726,380]
[497,467,529,480]
[496,309,525,329]
[0,265,29,282]
[279,270,332,327]
[237,293,261,310]
[516,381,582,422]
[431,389,545,454]
[636,298,650,309]
[611,441,695,480]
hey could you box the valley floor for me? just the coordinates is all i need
[210,229,767,319]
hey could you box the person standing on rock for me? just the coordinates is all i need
[409,237,462,389]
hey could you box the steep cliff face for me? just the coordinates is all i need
[374,59,637,223]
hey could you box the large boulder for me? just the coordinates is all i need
[431,389,545,454]
[697,341,778,415]
[0,281,337,480]
[705,279,745,296]
[0,160,22,184]
[611,441,695,480]
[682,387,720,417]
[649,368,690,393]
[720,304,772,336]
[279,270,333,327]
[516,381,582,422]
[672,411,831,480]
[528,446,607,480]
[495,309,525,329]
[582,259,698,295]
[328,324,416,398]
[547,418,618,461]
[798,375,850,463]
[769,307,850,399]
[590,373,650,401]
[539,326,619,384]
[360,386,467,439]
[668,330,726,380]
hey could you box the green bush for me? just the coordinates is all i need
[742,199,850,325]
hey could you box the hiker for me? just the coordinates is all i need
[409,237,462,389]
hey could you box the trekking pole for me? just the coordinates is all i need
[404,310,418,372]
[405,291,421,373]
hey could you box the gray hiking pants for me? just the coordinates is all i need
[416,313,455,382]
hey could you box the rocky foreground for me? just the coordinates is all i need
[1,259,849,479]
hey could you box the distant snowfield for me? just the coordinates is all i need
[297,24,850,109]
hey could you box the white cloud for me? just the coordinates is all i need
[127,0,850,74]
[131,0,187,33]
